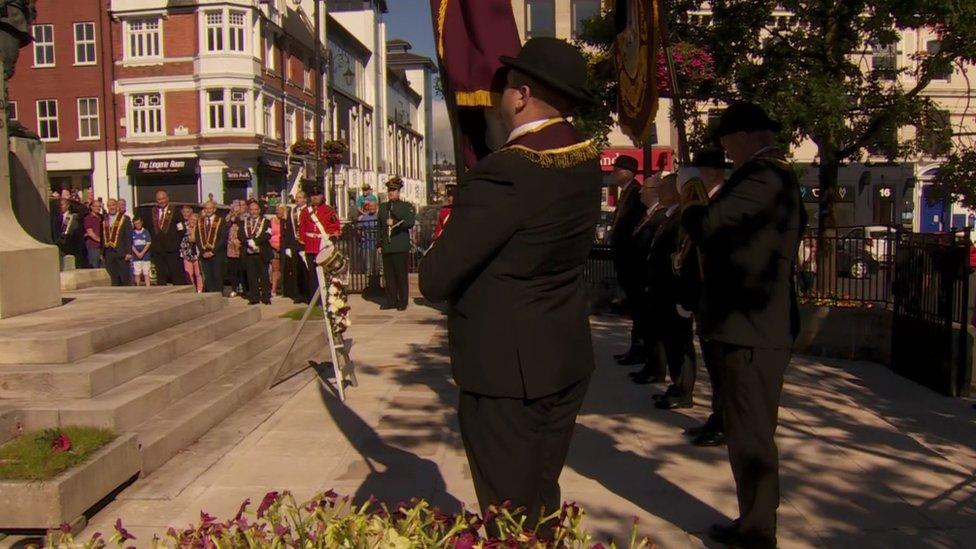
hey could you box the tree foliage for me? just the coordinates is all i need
[576,0,976,226]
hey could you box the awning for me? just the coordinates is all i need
[127,158,199,178]
[223,168,252,182]
[600,147,674,176]
[259,156,287,173]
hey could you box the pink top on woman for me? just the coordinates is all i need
[270,218,281,250]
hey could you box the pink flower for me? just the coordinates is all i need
[59,523,72,534]
[234,498,251,521]
[454,531,478,549]
[51,433,72,453]
[274,524,290,538]
[114,519,136,541]
[199,511,217,525]
[257,491,280,518]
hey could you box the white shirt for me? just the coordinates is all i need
[708,183,724,199]
[507,118,559,143]
[665,204,680,217]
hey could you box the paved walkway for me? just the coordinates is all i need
[82,294,976,548]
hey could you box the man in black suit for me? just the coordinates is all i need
[419,38,601,533]
[680,103,805,549]
[148,190,186,285]
[102,198,132,286]
[276,204,304,303]
[646,174,696,410]
[628,177,669,385]
[240,200,273,305]
[609,155,647,365]
[196,200,229,293]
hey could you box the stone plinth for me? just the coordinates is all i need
[0,73,61,318]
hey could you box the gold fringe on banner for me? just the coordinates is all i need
[503,140,602,168]
[454,90,494,107]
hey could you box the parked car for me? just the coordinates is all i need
[837,237,880,279]
[841,225,897,264]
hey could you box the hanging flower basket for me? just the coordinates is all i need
[289,139,316,157]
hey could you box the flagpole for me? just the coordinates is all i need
[657,0,691,165]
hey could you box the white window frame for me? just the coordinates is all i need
[203,8,248,55]
[206,89,226,129]
[285,106,296,145]
[129,93,164,137]
[77,97,100,140]
[263,31,276,70]
[74,22,96,65]
[8,101,17,121]
[32,24,55,67]
[262,96,274,137]
[525,0,556,39]
[228,10,247,53]
[36,99,59,142]
[205,10,224,52]
[125,18,162,60]
[571,0,600,39]
[303,111,313,140]
[230,89,247,129]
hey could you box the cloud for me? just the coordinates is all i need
[431,99,454,162]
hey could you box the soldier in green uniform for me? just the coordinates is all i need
[377,177,416,310]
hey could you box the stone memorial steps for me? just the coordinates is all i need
[0,305,260,399]
[12,318,295,433]
[135,329,325,475]
[0,288,224,364]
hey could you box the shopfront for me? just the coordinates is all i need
[128,157,200,206]
[600,147,674,209]
[46,152,94,199]
[257,156,288,199]
[223,168,253,204]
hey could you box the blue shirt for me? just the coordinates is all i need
[132,228,151,259]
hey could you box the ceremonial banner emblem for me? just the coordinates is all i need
[430,0,521,168]
[614,0,661,145]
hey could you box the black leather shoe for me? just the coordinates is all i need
[708,521,741,546]
[654,397,693,410]
[692,431,726,447]
[261,300,272,305]
[683,424,706,437]
[379,305,395,310]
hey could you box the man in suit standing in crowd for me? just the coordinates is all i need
[609,155,647,365]
[196,199,228,293]
[419,37,601,534]
[680,103,805,548]
[377,177,416,310]
[628,173,669,385]
[148,190,186,285]
[240,200,273,305]
[102,198,132,286]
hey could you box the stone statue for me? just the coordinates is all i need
[0,0,37,138]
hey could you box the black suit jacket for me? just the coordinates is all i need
[239,217,273,263]
[610,181,644,252]
[103,214,132,256]
[419,121,602,398]
[646,210,681,308]
[278,217,302,254]
[681,155,806,349]
[195,215,229,257]
[148,205,182,252]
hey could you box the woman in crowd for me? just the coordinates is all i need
[270,204,283,296]
[226,215,243,297]
[180,213,204,292]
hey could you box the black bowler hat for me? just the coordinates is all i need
[713,102,783,141]
[690,148,732,169]
[303,183,324,196]
[386,176,404,191]
[612,155,639,173]
[499,37,597,105]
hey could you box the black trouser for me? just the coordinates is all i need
[458,376,590,536]
[103,249,130,286]
[152,250,186,285]
[200,254,226,293]
[280,251,301,301]
[709,341,790,547]
[382,252,409,309]
[655,303,696,401]
[305,254,320,304]
[613,253,645,348]
[633,292,669,379]
[226,257,242,293]
[244,253,271,303]
[700,335,724,433]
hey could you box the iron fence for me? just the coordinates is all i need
[335,218,438,293]
[796,226,898,305]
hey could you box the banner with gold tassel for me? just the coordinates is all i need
[613,0,661,146]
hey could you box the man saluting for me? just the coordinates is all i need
[419,37,601,533]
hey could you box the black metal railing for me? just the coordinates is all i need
[796,226,898,305]
[335,218,438,293]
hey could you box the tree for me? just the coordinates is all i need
[576,1,976,234]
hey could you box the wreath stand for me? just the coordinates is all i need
[270,265,358,401]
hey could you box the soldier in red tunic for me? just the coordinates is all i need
[298,185,341,303]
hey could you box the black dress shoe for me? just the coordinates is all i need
[261,300,272,305]
[692,430,726,447]
[683,424,706,437]
[708,521,742,546]
[654,397,693,410]
[248,300,259,305]
[379,305,395,310]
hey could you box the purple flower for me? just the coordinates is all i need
[234,498,251,521]
[274,524,290,538]
[59,523,72,534]
[114,519,136,541]
[453,531,477,549]
[257,491,280,518]
[200,511,217,525]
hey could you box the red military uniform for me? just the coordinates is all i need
[298,203,341,254]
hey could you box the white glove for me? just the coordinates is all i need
[298,251,307,263]
[285,248,293,258]
[177,222,185,231]
[676,305,693,319]
[676,167,702,195]
[247,239,256,248]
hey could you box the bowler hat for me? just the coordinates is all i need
[612,155,639,173]
[713,102,782,141]
[303,183,324,196]
[499,37,597,105]
[690,148,732,170]
[386,176,404,191]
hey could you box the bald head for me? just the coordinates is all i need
[155,190,169,208]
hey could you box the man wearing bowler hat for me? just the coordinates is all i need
[680,102,806,548]
[609,154,649,366]
[419,37,601,534]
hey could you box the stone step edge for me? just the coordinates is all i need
[135,325,326,475]
[0,304,261,399]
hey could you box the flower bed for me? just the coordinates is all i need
[0,427,115,481]
[55,492,651,548]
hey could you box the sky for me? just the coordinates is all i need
[384,0,453,161]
